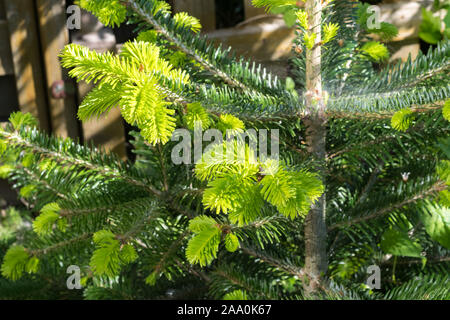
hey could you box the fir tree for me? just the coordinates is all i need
[0,0,449,299]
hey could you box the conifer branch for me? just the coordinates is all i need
[152,231,189,274]
[29,233,92,256]
[328,181,447,231]
[355,159,384,206]
[20,166,70,201]
[213,268,276,300]
[1,130,162,197]
[382,256,450,265]
[241,246,305,278]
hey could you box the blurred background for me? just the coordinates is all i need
[0,0,448,208]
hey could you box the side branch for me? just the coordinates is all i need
[30,233,92,256]
[328,181,447,231]
[1,130,162,197]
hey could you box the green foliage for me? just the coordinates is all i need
[419,8,447,45]
[137,30,159,43]
[380,228,423,258]
[0,164,14,179]
[391,108,415,132]
[184,103,211,130]
[437,160,450,183]
[296,10,308,30]
[76,84,122,121]
[8,112,38,130]
[224,233,240,252]
[145,271,159,286]
[324,41,449,113]
[323,23,339,44]
[76,0,127,27]
[203,174,253,215]
[122,78,176,145]
[195,141,259,182]
[285,77,295,91]
[370,23,399,42]
[168,51,188,67]
[223,290,248,300]
[60,40,189,145]
[173,12,202,33]
[0,140,6,156]
[383,274,450,300]
[361,41,389,62]
[197,141,323,223]
[439,189,450,206]
[90,230,137,277]
[229,184,265,226]
[303,33,316,50]
[217,114,245,135]
[356,2,371,26]
[443,99,450,121]
[1,246,39,281]
[19,185,37,199]
[21,153,35,168]
[33,203,65,237]
[186,216,222,266]
[260,165,323,219]
[419,201,450,249]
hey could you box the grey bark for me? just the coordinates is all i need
[303,0,328,296]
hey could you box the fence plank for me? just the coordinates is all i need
[36,0,80,138]
[4,0,50,131]
[0,20,14,76]
[207,17,295,62]
[173,0,216,31]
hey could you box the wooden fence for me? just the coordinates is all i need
[0,0,431,159]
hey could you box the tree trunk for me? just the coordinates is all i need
[303,0,328,296]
